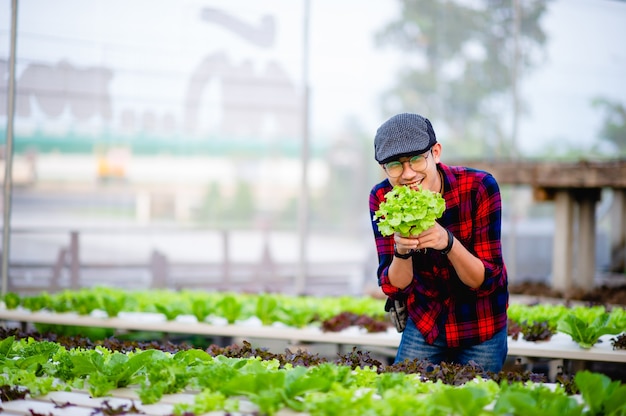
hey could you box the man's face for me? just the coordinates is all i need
[381,143,442,192]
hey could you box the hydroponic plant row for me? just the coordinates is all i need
[1,331,626,416]
[3,288,626,350]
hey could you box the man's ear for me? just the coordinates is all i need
[431,143,442,162]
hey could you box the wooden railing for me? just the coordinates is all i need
[451,159,626,189]
[2,227,366,296]
[451,159,626,290]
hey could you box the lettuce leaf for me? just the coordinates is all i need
[375,185,445,237]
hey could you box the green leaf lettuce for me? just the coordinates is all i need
[375,185,445,237]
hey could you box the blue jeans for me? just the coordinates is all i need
[394,318,508,373]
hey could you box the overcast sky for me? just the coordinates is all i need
[516,0,626,155]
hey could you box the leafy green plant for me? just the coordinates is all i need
[493,382,583,416]
[154,301,190,321]
[13,288,390,328]
[0,336,63,396]
[0,368,58,397]
[575,370,626,416]
[219,363,288,415]
[3,335,626,415]
[71,347,163,397]
[9,288,626,349]
[374,185,445,237]
[607,306,626,328]
[557,313,623,349]
[174,390,235,415]
[3,292,20,309]
[216,294,245,324]
[508,303,569,328]
[97,288,127,318]
[374,384,434,415]
[255,294,280,326]
[137,349,208,404]
[9,338,61,374]
[303,383,377,416]
[21,292,52,312]
[190,298,212,322]
[70,291,100,316]
[430,383,496,416]
[276,305,317,328]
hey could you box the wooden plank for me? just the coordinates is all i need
[451,159,626,188]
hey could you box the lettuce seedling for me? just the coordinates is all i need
[216,294,244,324]
[3,292,20,309]
[374,185,445,237]
[557,312,623,349]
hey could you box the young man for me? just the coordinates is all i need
[369,113,509,373]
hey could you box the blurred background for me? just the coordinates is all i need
[1,0,625,296]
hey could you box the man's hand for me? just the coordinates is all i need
[394,223,449,252]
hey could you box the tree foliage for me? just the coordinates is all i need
[592,97,626,155]
[375,0,551,157]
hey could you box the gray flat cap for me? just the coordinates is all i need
[374,113,437,164]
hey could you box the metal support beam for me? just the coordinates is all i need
[296,0,311,295]
[69,231,80,289]
[1,0,18,296]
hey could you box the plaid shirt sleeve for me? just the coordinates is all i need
[467,172,506,293]
[369,165,509,348]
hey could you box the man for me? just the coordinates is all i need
[369,113,509,373]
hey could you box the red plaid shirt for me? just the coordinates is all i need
[370,163,509,347]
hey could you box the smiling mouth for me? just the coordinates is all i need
[406,179,424,190]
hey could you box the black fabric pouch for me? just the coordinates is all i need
[384,296,408,333]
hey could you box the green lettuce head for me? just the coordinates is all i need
[374,185,445,237]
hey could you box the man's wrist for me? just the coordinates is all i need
[440,229,454,255]
[394,245,413,259]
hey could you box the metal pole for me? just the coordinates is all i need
[296,0,310,295]
[511,0,521,159]
[2,0,18,296]
[507,0,521,283]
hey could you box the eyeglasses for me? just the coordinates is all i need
[383,152,431,178]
